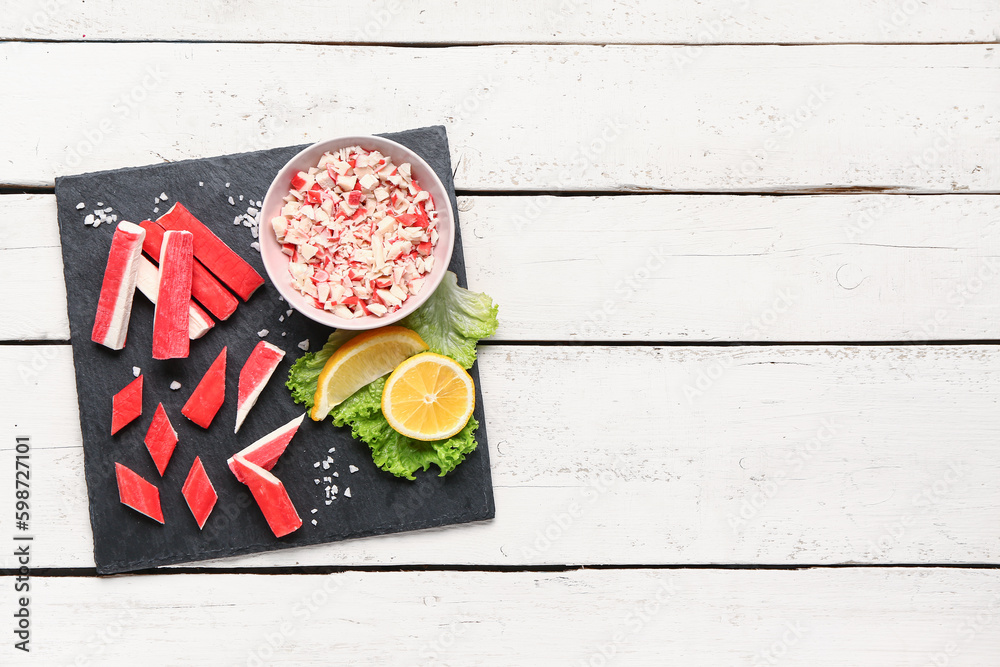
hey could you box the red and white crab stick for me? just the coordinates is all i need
[92,221,146,350]
[139,219,238,321]
[152,230,194,359]
[158,203,264,301]
[136,256,214,339]
[235,341,286,433]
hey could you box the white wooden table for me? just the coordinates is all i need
[2,2,1000,664]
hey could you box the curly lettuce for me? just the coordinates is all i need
[285,272,498,479]
[401,271,499,369]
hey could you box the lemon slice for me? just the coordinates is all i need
[381,352,475,441]
[310,326,428,421]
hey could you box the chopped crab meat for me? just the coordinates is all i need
[271,146,438,318]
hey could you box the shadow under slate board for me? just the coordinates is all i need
[54,126,495,574]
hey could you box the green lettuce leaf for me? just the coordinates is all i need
[284,272,497,479]
[401,271,499,369]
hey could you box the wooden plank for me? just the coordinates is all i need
[7,193,1000,343]
[3,344,999,569]
[1,44,997,191]
[8,569,1000,664]
[4,0,998,44]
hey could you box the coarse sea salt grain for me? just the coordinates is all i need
[257,329,269,337]
[153,207,159,213]
[199,181,204,187]
[228,196,235,206]
[313,462,320,468]
[225,182,230,188]
[311,508,318,514]
[332,471,339,477]
[132,366,141,377]
[311,519,318,526]
[297,340,310,351]
[281,332,287,336]
[250,242,260,251]
[76,202,86,210]
[349,465,358,473]
[344,488,351,498]
[159,192,167,200]
[170,381,182,391]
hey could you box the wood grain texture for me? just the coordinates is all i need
[8,193,1000,342]
[1,44,997,191]
[3,0,998,44]
[8,569,1000,664]
[3,344,999,569]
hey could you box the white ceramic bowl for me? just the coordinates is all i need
[258,136,455,330]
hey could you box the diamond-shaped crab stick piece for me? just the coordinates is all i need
[139,220,238,321]
[230,457,302,538]
[235,341,287,433]
[115,462,164,524]
[181,457,218,530]
[227,413,305,483]
[92,221,146,350]
[135,256,214,339]
[144,403,178,476]
[111,375,143,435]
[181,346,227,428]
[152,230,194,359]
[157,202,264,301]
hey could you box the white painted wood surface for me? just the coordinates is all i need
[3,343,998,569]
[1,44,998,191]
[4,0,999,44]
[8,569,1000,665]
[5,193,1000,343]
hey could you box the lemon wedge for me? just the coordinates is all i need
[310,326,428,421]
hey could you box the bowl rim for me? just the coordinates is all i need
[258,135,455,330]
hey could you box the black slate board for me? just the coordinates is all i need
[55,126,495,574]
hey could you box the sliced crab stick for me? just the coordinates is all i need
[181,457,218,530]
[230,456,302,538]
[152,230,194,359]
[115,462,164,524]
[227,413,304,483]
[135,256,214,340]
[158,202,264,301]
[181,346,227,429]
[92,221,146,350]
[235,341,286,433]
[139,219,238,321]
[144,403,178,476]
[111,375,143,435]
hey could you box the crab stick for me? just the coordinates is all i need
[135,256,214,339]
[92,221,146,350]
[158,202,264,301]
[230,456,301,538]
[181,457,217,530]
[227,413,304,483]
[235,342,287,433]
[139,219,238,321]
[182,346,227,429]
[144,403,178,476]
[152,230,194,359]
[111,375,143,435]
[115,462,164,524]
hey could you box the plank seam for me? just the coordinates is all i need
[3,563,999,578]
